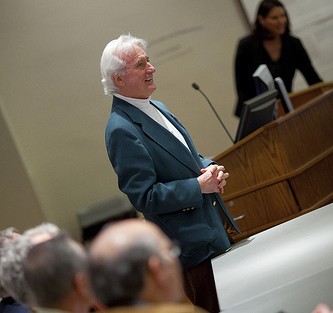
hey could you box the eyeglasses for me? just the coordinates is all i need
[169,241,181,258]
[157,241,181,263]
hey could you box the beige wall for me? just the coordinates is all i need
[0,0,250,239]
[0,97,45,230]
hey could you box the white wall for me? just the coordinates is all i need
[0,0,249,239]
[2,0,330,239]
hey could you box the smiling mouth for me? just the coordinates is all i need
[145,78,153,82]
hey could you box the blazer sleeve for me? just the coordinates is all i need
[294,38,322,85]
[107,120,204,216]
[234,37,258,117]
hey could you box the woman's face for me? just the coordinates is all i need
[258,6,288,37]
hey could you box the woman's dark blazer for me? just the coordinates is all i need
[234,34,322,117]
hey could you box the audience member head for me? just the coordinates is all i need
[23,232,94,313]
[0,223,60,305]
[88,219,185,307]
[312,304,333,313]
[254,0,290,39]
[0,227,21,298]
[0,227,20,245]
[100,34,149,96]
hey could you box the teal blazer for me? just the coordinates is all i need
[105,96,240,270]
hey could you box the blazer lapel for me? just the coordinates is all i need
[150,100,205,168]
[113,98,202,174]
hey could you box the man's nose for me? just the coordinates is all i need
[146,63,155,73]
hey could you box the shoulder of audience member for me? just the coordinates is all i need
[97,303,208,313]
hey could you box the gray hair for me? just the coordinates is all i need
[88,235,160,307]
[0,223,60,304]
[23,232,88,308]
[100,34,147,96]
[0,227,19,247]
[0,227,20,297]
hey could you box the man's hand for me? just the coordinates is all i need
[197,164,229,194]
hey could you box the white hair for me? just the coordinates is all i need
[100,34,147,96]
[0,223,60,304]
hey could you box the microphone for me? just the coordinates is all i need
[192,82,234,144]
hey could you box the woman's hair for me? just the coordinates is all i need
[253,0,290,39]
[100,34,147,96]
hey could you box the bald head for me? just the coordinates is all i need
[88,219,185,307]
[90,219,168,258]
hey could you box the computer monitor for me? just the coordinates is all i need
[252,64,275,95]
[235,89,278,143]
[274,77,294,113]
[253,65,294,115]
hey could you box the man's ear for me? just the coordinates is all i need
[73,272,93,299]
[147,256,167,288]
[112,74,125,86]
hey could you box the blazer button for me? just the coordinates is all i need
[213,200,216,206]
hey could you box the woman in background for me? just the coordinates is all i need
[234,0,322,117]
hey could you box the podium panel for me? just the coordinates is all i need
[214,85,333,241]
[229,181,299,232]
[291,155,333,210]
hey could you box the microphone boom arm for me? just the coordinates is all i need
[192,83,234,144]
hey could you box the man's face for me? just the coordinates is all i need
[115,45,156,99]
[154,229,185,303]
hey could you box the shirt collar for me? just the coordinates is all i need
[114,93,151,107]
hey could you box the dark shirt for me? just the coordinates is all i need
[234,33,322,117]
[0,297,29,313]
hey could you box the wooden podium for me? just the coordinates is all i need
[214,82,333,242]
[277,81,333,116]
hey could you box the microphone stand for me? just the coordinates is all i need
[192,83,235,144]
